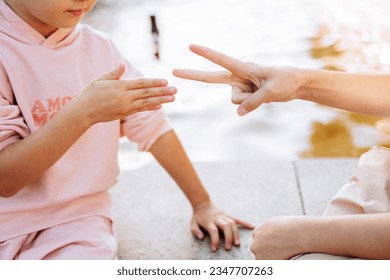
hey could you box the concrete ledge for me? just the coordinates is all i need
[110,159,359,259]
[295,159,358,215]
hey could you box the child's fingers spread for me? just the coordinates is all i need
[216,220,234,250]
[206,224,220,252]
[191,220,204,240]
[121,78,168,90]
[224,217,240,247]
[172,69,230,84]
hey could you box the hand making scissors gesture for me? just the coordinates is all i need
[173,44,303,116]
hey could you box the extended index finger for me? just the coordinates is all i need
[189,44,247,74]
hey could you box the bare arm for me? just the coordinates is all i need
[303,213,390,259]
[300,70,390,117]
[0,64,176,197]
[150,130,254,251]
[173,44,390,117]
[0,100,89,197]
[149,130,210,207]
[251,213,390,260]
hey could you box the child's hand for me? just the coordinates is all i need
[191,201,255,251]
[173,44,303,116]
[76,63,177,125]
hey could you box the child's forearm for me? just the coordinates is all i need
[299,70,390,117]
[0,100,90,197]
[301,213,390,259]
[150,130,255,251]
[149,130,210,208]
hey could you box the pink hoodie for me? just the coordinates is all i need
[0,0,172,242]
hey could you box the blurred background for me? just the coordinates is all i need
[83,0,390,169]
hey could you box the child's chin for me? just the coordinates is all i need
[60,18,84,28]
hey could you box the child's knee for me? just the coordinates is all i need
[42,216,117,260]
[17,216,117,260]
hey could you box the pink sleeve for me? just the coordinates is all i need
[0,94,29,151]
[121,109,172,151]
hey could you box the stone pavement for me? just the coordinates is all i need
[110,159,358,259]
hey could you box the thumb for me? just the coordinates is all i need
[237,88,268,116]
[100,63,126,80]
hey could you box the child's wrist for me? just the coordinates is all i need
[192,200,212,210]
[191,196,211,210]
[65,98,94,129]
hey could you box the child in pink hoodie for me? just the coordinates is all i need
[0,0,254,260]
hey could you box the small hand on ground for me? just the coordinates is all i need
[191,201,255,251]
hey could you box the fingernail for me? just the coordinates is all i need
[235,240,241,246]
[197,233,204,240]
[238,107,248,116]
[161,80,168,86]
[169,87,177,94]
[212,246,217,252]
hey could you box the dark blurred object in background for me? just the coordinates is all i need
[150,15,160,60]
